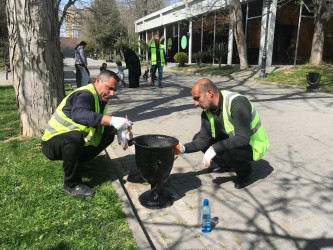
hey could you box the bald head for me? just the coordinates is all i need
[192,78,219,94]
[191,78,220,112]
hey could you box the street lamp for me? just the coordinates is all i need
[259,0,272,78]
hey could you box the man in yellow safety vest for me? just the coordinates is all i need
[148,36,167,88]
[41,70,133,197]
[175,78,269,189]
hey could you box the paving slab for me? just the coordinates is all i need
[100,64,333,250]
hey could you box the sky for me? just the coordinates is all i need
[59,0,91,37]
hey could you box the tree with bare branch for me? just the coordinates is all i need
[6,0,77,137]
[310,0,333,65]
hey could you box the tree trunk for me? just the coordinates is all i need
[6,0,65,137]
[231,0,248,69]
[310,0,327,65]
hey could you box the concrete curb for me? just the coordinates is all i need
[104,146,155,250]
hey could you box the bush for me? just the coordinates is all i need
[192,51,204,69]
[174,52,188,67]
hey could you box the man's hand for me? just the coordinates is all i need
[148,60,151,65]
[203,146,216,168]
[175,142,185,155]
[110,117,132,131]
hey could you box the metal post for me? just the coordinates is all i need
[189,19,193,63]
[294,3,303,66]
[213,12,216,64]
[178,22,180,52]
[201,17,203,52]
[259,0,272,78]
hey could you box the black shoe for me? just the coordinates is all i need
[64,184,95,197]
[158,85,163,88]
[234,174,251,189]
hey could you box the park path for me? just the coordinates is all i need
[101,60,333,249]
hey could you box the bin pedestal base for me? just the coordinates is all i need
[139,189,173,209]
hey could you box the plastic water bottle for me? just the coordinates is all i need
[201,199,211,232]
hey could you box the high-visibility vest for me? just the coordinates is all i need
[42,83,107,147]
[206,90,269,161]
[150,43,165,66]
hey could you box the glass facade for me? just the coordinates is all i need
[137,0,333,65]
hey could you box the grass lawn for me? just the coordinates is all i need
[0,85,138,249]
[170,64,243,76]
[256,64,333,89]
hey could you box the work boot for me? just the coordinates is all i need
[64,184,95,197]
[234,168,252,189]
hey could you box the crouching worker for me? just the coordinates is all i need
[41,70,132,197]
[175,78,268,189]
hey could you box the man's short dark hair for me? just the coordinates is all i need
[99,70,120,83]
[79,41,87,46]
[199,80,219,93]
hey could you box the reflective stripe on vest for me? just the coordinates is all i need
[151,43,165,66]
[206,90,269,161]
[42,83,108,147]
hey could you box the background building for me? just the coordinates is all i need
[135,0,333,66]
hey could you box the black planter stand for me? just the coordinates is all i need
[133,135,178,209]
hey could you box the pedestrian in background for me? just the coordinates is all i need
[116,61,126,87]
[123,46,141,88]
[75,41,89,88]
[100,63,107,72]
[148,36,167,88]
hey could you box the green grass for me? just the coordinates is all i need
[170,64,243,76]
[0,62,4,67]
[256,64,333,89]
[0,86,138,249]
[0,86,20,140]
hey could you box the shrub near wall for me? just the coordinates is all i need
[174,52,188,67]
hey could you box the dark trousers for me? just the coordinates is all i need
[128,68,140,88]
[151,62,163,86]
[193,133,253,178]
[75,64,90,88]
[41,127,115,187]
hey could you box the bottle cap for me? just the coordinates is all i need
[203,199,209,205]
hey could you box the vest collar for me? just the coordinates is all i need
[211,92,223,114]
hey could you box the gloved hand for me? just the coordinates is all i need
[202,146,216,168]
[117,131,128,150]
[110,117,132,131]
[175,142,185,155]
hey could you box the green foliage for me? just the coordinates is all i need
[174,52,188,67]
[208,42,228,68]
[0,86,20,141]
[256,65,333,89]
[192,51,204,69]
[86,0,126,51]
[84,43,94,53]
[0,138,138,249]
[0,0,9,62]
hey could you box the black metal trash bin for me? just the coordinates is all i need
[133,134,178,209]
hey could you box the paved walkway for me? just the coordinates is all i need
[98,60,333,249]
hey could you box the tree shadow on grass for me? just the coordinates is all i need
[82,154,118,188]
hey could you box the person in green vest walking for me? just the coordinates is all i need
[175,78,269,189]
[41,70,133,197]
[148,36,167,88]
